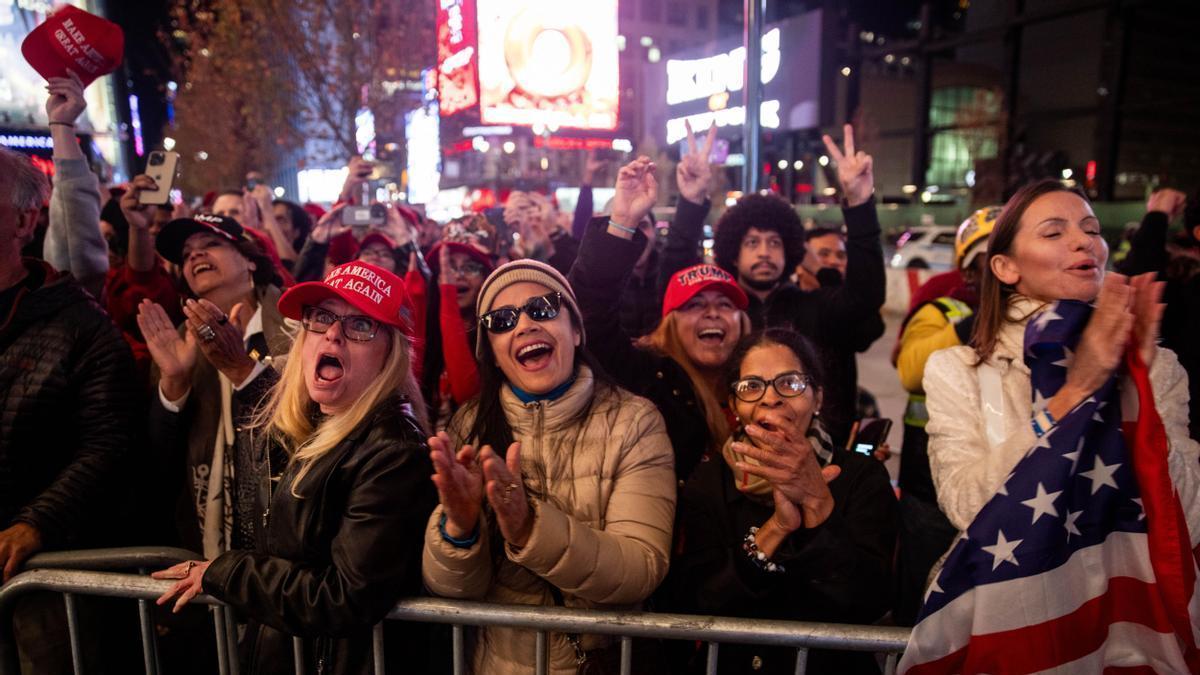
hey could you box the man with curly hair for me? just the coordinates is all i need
[663,124,886,447]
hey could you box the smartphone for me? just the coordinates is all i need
[341,204,387,227]
[849,418,893,456]
[139,151,181,205]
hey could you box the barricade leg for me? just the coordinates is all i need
[223,606,239,675]
[619,636,632,675]
[62,593,84,675]
[885,652,899,675]
[451,624,465,675]
[292,636,306,675]
[794,647,808,675]
[372,622,385,675]
[705,641,719,675]
[136,598,158,675]
[534,630,548,675]
[212,607,230,675]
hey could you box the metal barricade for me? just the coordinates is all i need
[1,564,911,675]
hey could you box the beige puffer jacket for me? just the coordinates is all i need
[923,296,1200,541]
[422,366,676,674]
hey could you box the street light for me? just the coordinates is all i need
[818,155,829,167]
[502,141,516,154]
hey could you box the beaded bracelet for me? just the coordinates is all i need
[1031,407,1057,438]
[742,526,785,573]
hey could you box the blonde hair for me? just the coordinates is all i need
[636,311,750,453]
[252,327,428,496]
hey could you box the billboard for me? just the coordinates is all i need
[476,0,619,131]
[436,0,478,116]
[654,10,825,144]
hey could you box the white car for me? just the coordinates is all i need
[889,225,957,270]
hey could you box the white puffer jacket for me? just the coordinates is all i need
[923,295,1200,541]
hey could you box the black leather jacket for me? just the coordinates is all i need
[0,259,138,547]
[202,370,438,675]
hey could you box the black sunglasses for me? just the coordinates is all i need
[479,292,562,334]
[301,305,380,342]
[731,371,811,403]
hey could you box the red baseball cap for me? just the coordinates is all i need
[278,262,412,335]
[662,264,749,317]
[21,6,124,87]
[356,232,397,256]
[427,240,494,274]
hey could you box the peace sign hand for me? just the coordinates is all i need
[821,124,874,207]
[677,120,717,205]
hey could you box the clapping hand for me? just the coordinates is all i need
[479,442,531,548]
[611,156,658,233]
[429,432,484,539]
[182,298,257,385]
[137,299,198,400]
[821,124,874,207]
[677,120,716,205]
[732,411,840,529]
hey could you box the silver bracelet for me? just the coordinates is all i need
[742,526,785,573]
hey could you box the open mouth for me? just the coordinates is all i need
[192,262,216,276]
[316,353,344,383]
[755,419,777,432]
[698,327,726,345]
[515,341,554,369]
[1066,261,1098,273]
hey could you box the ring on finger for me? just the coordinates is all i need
[197,324,217,342]
[217,314,229,326]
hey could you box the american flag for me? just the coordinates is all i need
[899,300,1200,674]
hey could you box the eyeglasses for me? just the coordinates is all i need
[479,292,561,334]
[301,305,381,342]
[731,371,811,403]
[446,261,486,278]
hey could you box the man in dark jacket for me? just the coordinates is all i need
[1115,188,1199,440]
[0,147,138,579]
[665,125,886,446]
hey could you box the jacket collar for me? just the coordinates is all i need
[500,365,595,434]
[992,294,1051,374]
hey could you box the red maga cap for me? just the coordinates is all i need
[278,262,412,334]
[21,6,124,87]
[662,263,749,317]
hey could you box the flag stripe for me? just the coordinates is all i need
[905,573,1178,674]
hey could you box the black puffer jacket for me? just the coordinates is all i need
[202,369,439,675]
[569,218,712,481]
[0,259,137,547]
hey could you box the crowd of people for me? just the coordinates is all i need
[2,69,1199,675]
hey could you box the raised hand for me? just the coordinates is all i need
[120,174,161,230]
[583,150,606,185]
[137,299,198,401]
[480,442,531,547]
[309,205,352,244]
[677,120,717,205]
[1145,188,1187,222]
[339,156,375,203]
[45,71,87,124]
[821,124,874,208]
[611,156,658,232]
[383,204,415,247]
[429,432,485,539]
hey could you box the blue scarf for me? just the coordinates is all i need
[510,373,577,404]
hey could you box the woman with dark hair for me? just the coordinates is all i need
[660,328,897,674]
[924,179,1200,542]
[136,207,292,557]
[570,156,751,480]
[421,260,676,674]
[152,261,437,674]
[272,198,314,256]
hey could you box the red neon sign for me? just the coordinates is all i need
[436,0,479,116]
[532,137,613,151]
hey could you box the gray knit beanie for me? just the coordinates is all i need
[474,259,586,358]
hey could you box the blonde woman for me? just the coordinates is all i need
[153,261,438,675]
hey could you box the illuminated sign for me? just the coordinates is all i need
[533,136,633,151]
[437,0,479,116]
[476,0,619,130]
[657,11,825,146]
[462,125,513,137]
[355,107,376,158]
[666,28,781,106]
[405,102,441,205]
[0,133,54,149]
[128,93,144,156]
